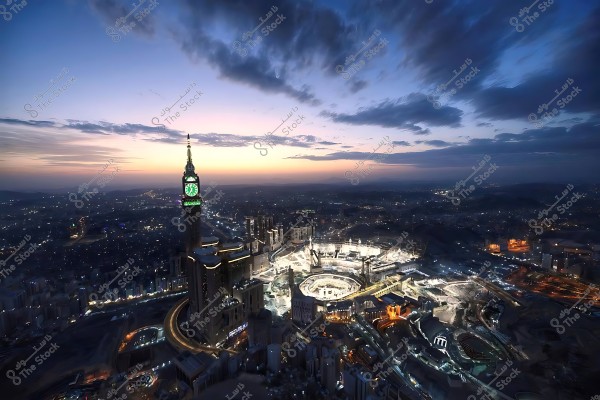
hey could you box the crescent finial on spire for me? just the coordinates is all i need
[185,134,195,173]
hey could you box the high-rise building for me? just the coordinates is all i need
[343,364,372,400]
[267,343,281,373]
[291,291,317,324]
[245,214,284,254]
[542,253,553,270]
[248,308,272,347]
[233,278,265,316]
[181,134,203,317]
[177,136,265,347]
[170,248,185,277]
[320,352,338,394]
[173,351,220,397]
[290,224,315,244]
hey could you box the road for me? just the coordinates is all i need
[352,315,429,400]
[163,297,238,355]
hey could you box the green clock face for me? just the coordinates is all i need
[185,183,199,197]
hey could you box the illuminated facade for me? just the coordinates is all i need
[487,239,530,253]
[245,214,283,276]
[181,134,204,317]
[507,238,530,252]
[180,136,264,346]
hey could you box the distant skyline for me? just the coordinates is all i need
[1,0,599,191]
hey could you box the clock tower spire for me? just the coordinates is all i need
[186,133,195,174]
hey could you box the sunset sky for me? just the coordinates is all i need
[1,0,599,191]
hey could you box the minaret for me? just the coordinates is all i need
[288,266,295,294]
[181,134,203,316]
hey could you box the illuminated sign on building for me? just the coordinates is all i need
[183,199,202,206]
[433,335,447,348]
[228,322,248,339]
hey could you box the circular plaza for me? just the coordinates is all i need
[298,273,361,301]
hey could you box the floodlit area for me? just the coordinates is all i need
[378,246,417,264]
[271,245,312,274]
[262,239,419,315]
[298,274,361,301]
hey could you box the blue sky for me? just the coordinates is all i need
[1,0,599,191]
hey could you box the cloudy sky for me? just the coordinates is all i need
[1,0,599,191]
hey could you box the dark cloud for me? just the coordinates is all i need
[342,0,599,127]
[415,140,454,147]
[287,119,600,181]
[61,121,178,137]
[0,118,59,128]
[183,34,320,105]
[349,80,368,94]
[297,135,318,143]
[182,132,309,149]
[89,0,157,36]
[320,93,462,134]
[172,0,368,105]
[0,124,127,167]
[392,141,411,146]
[318,141,340,145]
[89,0,599,127]
[472,6,600,121]
[352,0,559,89]
[0,118,340,152]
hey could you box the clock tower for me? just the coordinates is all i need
[182,134,202,253]
[182,134,204,316]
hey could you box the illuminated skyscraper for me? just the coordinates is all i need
[181,134,204,316]
[178,135,264,347]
